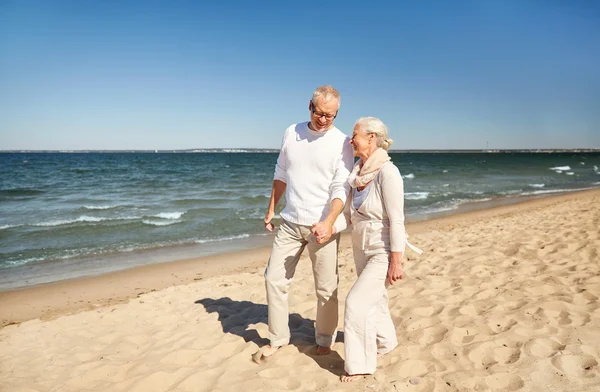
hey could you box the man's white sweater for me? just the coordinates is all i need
[274,122,354,226]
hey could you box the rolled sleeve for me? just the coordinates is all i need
[333,195,352,233]
[330,139,354,203]
[273,129,289,183]
[380,164,407,253]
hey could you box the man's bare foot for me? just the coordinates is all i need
[252,345,280,364]
[316,345,331,355]
[340,373,367,382]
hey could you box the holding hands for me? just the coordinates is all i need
[312,221,334,244]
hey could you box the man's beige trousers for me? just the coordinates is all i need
[344,245,398,375]
[264,219,340,348]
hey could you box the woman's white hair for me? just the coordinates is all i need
[312,85,341,109]
[355,117,394,150]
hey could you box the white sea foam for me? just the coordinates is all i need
[0,224,15,230]
[142,219,182,226]
[529,184,545,188]
[154,212,184,220]
[521,186,599,196]
[34,216,107,227]
[78,216,105,222]
[4,256,46,267]
[556,170,563,174]
[594,165,599,172]
[403,173,415,179]
[442,170,448,173]
[83,205,117,210]
[566,172,574,176]
[405,192,429,200]
[550,166,571,171]
[580,162,585,165]
[442,184,450,187]
[500,190,523,196]
[194,233,251,243]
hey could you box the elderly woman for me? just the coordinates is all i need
[332,117,421,382]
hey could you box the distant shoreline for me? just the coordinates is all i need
[2,149,600,154]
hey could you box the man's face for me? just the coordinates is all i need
[309,97,339,132]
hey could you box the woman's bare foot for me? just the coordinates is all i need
[316,345,331,355]
[340,373,367,382]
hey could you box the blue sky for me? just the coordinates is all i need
[1,0,599,150]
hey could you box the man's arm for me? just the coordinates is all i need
[312,140,354,243]
[265,128,289,231]
[264,180,286,231]
[312,198,344,243]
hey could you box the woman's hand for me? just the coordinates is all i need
[387,252,404,285]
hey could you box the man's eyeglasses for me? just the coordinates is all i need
[310,101,337,121]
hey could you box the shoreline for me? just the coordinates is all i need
[3,185,598,293]
[1,188,599,328]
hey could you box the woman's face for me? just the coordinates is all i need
[350,125,374,157]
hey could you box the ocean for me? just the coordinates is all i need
[1,151,599,290]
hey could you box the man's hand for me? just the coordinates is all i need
[311,221,333,244]
[387,252,404,285]
[264,210,275,231]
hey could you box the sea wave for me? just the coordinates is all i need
[142,219,182,226]
[0,256,47,268]
[403,173,415,179]
[520,186,599,196]
[83,205,118,210]
[405,192,429,200]
[550,166,571,171]
[529,184,545,188]
[566,172,574,176]
[31,215,143,227]
[0,224,16,230]
[194,233,251,243]
[33,216,108,227]
[153,212,184,220]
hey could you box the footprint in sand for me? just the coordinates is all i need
[257,367,303,390]
[572,290,599,305]
[389,359,438,378]
[486,317,517,333]
[523,338,565,358]
[485,372,524,390]
[551,354,598,378]
[404,317,442,332]
[466,341,521,369]
[412,304,444,317]
[418,325,449,347]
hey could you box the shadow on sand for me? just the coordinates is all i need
[196,297,344,376]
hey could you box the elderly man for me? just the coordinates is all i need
[256,85,354,361]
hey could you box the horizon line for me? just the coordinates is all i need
[2,148,600,153]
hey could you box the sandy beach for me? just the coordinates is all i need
[1,189,599,392]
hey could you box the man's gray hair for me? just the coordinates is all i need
[355,117,394,151]
[312,85,341,108]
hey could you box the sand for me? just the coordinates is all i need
[1,189,599,392]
